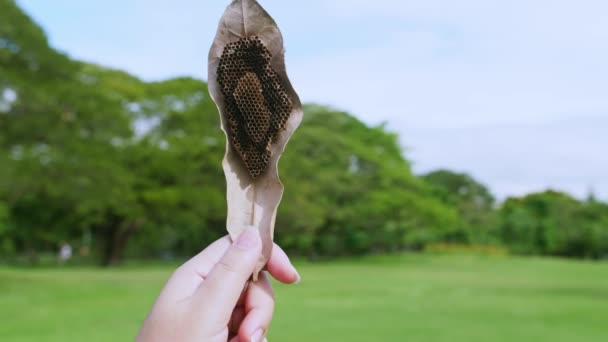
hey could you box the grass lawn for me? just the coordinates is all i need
[1,254,607,341]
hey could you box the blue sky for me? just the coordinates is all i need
[18,0,607,200]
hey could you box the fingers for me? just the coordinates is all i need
[194,226,262,327]
[238,272,275,342]
[161,234,300,303]
[180,236,232,277]
[161,236,232,300]
[266,244,300,285]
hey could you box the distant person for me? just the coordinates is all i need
[136,226,300,342]
[58,241,72,264]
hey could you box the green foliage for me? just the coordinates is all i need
[422,169,498,243]
[278,106,460,256]
[498,191,608,258]
[1,3,139,262]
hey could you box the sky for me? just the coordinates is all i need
[17,0,607,200]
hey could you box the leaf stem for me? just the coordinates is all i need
[241,0,248,37]
[251,186,256,226]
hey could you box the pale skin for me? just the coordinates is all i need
[136,226,300,342]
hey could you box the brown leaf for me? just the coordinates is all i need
[208,0,303,280]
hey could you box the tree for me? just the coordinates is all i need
[422,170,497,243]
[498,190,608,258]
[123,77,228,259]
[1,0,142,263]
[277,106,461,256]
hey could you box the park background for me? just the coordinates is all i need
[1,0,607,341]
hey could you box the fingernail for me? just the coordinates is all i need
[294,270,301,285]
[250,328,265,342]
[236,226,259,250]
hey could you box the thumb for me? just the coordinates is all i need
[193,226,262,326]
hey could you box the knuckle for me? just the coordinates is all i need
[217,258,240,276]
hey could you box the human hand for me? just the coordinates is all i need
[136,226,300,342]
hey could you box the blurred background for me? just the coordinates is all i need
[1,0,607,341]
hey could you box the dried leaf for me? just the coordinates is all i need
[208,0,303,280]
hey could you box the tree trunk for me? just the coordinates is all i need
[99,220,142,266]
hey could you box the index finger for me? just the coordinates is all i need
[161,236,232,301]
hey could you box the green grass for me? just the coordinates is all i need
[1,254,607,341]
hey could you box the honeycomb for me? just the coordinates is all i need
[217,36,293,179]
